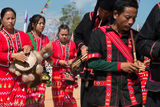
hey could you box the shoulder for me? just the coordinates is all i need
[17,30,26,35]
[69,40,76,45]
[42,34,49,39]
[131,28,138,35]
[17,30,30,38]
[151,3,160,12]
[98,25,112,35]
[90,27,107,40]
[17,30,29,36]
[83,12,90,17]
[82,12,93,21]
[0,31,6,39]
[52,40,58,45]
[157,3,160,9]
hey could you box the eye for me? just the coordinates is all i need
[125,16,130,20]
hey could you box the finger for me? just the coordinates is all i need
[130,65,139,73]
[132,63,140,69]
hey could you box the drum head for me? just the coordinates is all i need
[15,51,37,72]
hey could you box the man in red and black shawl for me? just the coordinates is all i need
[87,0,142,106]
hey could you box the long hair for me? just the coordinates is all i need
[27,14,45,33]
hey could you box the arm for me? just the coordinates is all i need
[0,33,29,66]
[50,41,65,67]
[87,29,121,72]
[68,41,77,65]
[136,4,160,58]
[88,29,139,73]
[74,13,91,54]
[88,59,121,72]
[50,49,60,67]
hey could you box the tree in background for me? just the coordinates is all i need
[59,2,82,35]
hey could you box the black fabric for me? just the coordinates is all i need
[74,13,92,51]
[136,4,160,59]
[146,91,160,107]
[80,79,94,107]
[99,0,117,11]
[136,3,160,91]
[74,12,110,56]
[87,27,142,106]
[74,5,113,107]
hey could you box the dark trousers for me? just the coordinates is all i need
[81,79,94,107]
[146,91,160,107]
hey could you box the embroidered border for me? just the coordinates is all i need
[87,53,102,59]
[105,36,112,106]
[127,78,138,105]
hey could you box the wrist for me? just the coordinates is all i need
[40,47,46,55]
[11,53,16,60]
[11,53,15,59]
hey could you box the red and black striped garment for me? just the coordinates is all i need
[87,26,142,107]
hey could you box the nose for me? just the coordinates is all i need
[128,18,134,25]
[41,23,45,27]
[9,19,12,23]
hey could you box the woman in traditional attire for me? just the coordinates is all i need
[0,7,32,106]
[26,14,50,107]
[51,24,77,107]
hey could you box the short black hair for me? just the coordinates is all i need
[58,24,69,34]
[113,0,138,15]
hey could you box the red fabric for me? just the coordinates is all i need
[0,28,32,107]
[138,57,149,105]
[26,32,49,107]
[138,71,148,105]
[117,62,121,72]
[51,40,77,107]
[99,26,133,62]
[87,53,102,60]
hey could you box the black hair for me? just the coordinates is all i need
[58,24,69,34]
[27,14,46,32]
[1,7,16,19]
[113,0,138,15]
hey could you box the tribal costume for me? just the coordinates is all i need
[74,11,110,107]
[51,40,77,107]
[87,26,142,107]
[26,31,49,107]
[0,28,32,107]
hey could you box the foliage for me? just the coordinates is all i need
[59,2,82,35]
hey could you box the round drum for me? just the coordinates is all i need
[15,51,38,73]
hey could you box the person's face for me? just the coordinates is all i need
[1,11,16,31]
[98,7,112,21]
[58,29,69,44]
[113,7,137,32]
[33,18,45,33]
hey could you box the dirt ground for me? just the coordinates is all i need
[44,79,81,107]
